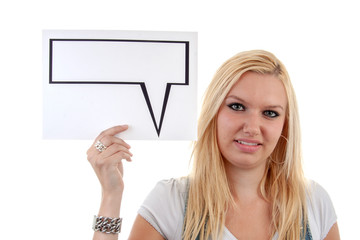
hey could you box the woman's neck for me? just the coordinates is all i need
[225,161,267,202]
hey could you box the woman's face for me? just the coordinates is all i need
[216,71,287,170]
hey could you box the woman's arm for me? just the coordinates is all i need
[93,193,122,240]
[323,222,340,240]
[88,125,165,240]
[88,125,132,240]
[128,215,165,240]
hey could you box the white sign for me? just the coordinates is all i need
[43,30,197,140]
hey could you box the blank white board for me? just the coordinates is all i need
[42,30,197,140]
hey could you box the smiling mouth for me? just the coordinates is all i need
[235,140,261,146]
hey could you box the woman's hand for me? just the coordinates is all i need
[87,125,133,196]
[88,125,132,239]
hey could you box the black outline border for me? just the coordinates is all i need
[49,38,190,137]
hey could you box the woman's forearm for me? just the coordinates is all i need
[93,192,123,240]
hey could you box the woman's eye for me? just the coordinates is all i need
[228,103,245,111]
[264,110,279,118]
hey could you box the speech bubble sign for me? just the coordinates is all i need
[42,30,197,140]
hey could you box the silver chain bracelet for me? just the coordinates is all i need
[92,215,122,234]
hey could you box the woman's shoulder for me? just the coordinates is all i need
[153,177,189,196]
[141,177,189,211]
[138,177,189,239]
[305,179,337,239]
[305,179,336,211]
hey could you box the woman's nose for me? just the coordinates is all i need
[242,114,261,137]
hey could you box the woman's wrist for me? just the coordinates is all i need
[98,192,123,218]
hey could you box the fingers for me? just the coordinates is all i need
[101,143,133,162]
[107,150,133,163]
[87,125,133,163]
[94,125,129,144]
[99,135,131,150]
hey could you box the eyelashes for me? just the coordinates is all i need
[226,103,280,118]
[263,110,279,118]
[227,103,245,111]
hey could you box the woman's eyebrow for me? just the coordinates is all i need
[226,95,285,111]
[264,105,285,111]
[226,95,248,103]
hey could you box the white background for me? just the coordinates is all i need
[0,0,359,239]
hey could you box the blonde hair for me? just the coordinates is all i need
[183,50,307,239]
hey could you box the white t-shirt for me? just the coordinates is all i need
[138,178,337,240]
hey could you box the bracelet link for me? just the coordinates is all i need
[93,215,122,234]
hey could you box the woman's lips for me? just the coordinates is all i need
[234,139,262,153]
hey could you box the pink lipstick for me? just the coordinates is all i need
[234,139,262,153]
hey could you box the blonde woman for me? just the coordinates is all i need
[88,50,340,240]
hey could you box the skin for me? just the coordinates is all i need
[88,72,340,239]
[87,125,163,240]
[217,72,287,239]
[216,72,340,239]
[217,71,287,172]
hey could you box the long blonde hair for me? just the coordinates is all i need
[183,50,307,239]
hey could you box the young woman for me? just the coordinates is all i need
[87,50,340,240]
